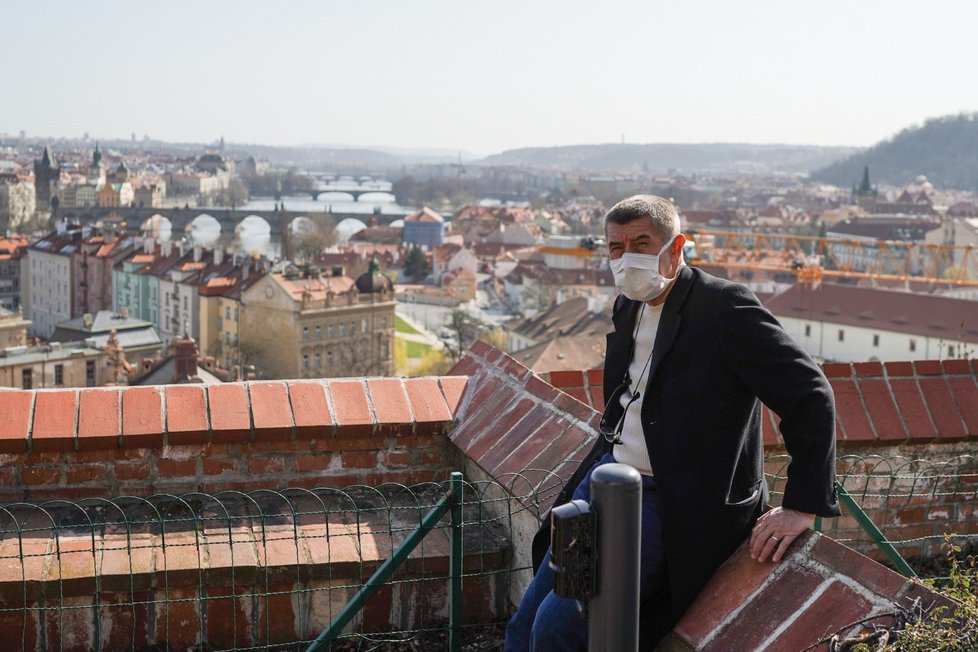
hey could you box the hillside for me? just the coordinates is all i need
[811,113,978,190]
[480,143,857,175]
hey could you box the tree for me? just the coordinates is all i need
[403,245,430,282]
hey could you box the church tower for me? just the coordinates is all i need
[33,145,61,211]
[91,142,105,184]
[854,165,877,212]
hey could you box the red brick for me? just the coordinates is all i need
[675,543,779,646]
[821,362,852,379]
[852,361,884,377]
[249,381,294,441]
[488,408,560,475]
[890,378,937,440]
[367,378,412,433]
[771,580,876,651]
[207,383,251,443]
[523,419,591,476]
[913,359,943,376]
[942,358,972,374]
[884,360,914,376]
[341,451,377,468]
[858,378,907,442]
[438,376,468,417]
[919,377,967,439]
[165,385,209,444]
[121,386,164,447]
[563,387,590,406]
[329,379,374,436]
[294,454,332,472]
[383,450,413,467]
[700,566,825,651]
[157,459,197,478]
[760,407,781,447]
[0,390,32,453]
[315,436,385,452]
[548,369,585,389]
[526,373,560,402]
[202,458,236,475]
[405,377,453,434]
[30,390,77,452]
[287,380,334,438]
[248,457,286,475]
[21,466,61,486]
[77,388,121,450]
[468,339,492,357]
[66,463,107,484]
[948,376,978,436]
[830,379,874,442]
[452,395,531,460]
[419,450,442,466]
[809,534,908,599]
[114,461,151,481]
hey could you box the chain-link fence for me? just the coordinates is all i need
[2,455,977,650]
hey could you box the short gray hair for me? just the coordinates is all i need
[604,195,681,239]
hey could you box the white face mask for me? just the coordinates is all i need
[610,235,683,302]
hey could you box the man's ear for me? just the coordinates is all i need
[673,233,687,254]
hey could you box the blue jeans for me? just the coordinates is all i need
[503,454,666,652]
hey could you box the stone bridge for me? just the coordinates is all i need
[57,206,404,237]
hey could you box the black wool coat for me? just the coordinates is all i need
[532,266,842,646]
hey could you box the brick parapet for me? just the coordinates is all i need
[0,377,467,501]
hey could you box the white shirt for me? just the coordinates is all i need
[612,303,661,476]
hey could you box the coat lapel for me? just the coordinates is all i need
[604,296,639,402]
[646,266,694,385]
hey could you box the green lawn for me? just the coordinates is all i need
[395,315,421,335]
[404,340,431,358]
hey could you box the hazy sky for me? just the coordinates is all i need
[4,0,977,155]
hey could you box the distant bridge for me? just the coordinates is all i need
[58,206,405,237]
[308,182,396,202]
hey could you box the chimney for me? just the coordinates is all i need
[120,307,130,320]
[193,244,202,263]
[214,248,224,265]
[172,333,199,383]
[105,228,117,244]
[243,263,250,281]
[82,313,94,329]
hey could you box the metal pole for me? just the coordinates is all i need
[588,463,642,652]
[449,471,464,652]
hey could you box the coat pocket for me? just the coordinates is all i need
[725,478,763,507]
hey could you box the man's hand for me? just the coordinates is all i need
[749,507,814,563]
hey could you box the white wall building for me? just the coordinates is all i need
[766,283,978,363]
[26,228,84,337]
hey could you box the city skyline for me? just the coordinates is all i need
[2,0,977,155]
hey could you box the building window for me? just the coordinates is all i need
[381,318,387,329]
[804,324,811,337]
[949,345,956,357]
[315,325,321,339]
[226,306,231,320]
[315,352,322,368]
[838,329,844,342]
[303,326,309,340]
[909,339,916,352]
[303,354,309,370]
[327,323,334,338]
[339,323,345,337]
[54,364,64,386]
[86,360,96,387]
[327,350,333,367]
[362,319,368,334]
[873,334,880,347]
[21,369,32,390]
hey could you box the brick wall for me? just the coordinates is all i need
[0,377,468,502]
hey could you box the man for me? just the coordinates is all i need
[505,195,840,651]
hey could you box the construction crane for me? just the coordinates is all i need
[684,229,978,288]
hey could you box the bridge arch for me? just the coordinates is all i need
[357,191,396,203]
[141,214,173,239]
[315,191,356,202]
[289,216,318,235]
[335,217,367,245]
[188,214,222,246]
[235,214,272,235]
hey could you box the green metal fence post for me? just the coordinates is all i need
[449,471,464,652]
[836,481,918,578]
